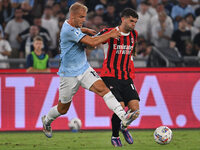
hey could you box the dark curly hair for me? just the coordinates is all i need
[120,8,139,19]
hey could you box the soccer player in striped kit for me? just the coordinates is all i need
[97,8,140,147]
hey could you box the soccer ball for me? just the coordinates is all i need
[154,126,173,145]
[68,118,82,132]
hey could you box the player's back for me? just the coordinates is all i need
[58,21,89,77]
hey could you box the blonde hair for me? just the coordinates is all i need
[69,2,88,14]
[33,36,43,42]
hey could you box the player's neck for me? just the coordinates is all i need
[67,19,76,28]
[118,25,129,34]
[118,25,130,36]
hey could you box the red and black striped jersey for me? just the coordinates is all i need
[99,27,138,80]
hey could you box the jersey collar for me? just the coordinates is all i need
[116,26,130,36]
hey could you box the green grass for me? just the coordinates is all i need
[0,129,199,150]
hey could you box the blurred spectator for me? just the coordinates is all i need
[135,1,151,40]
[17,16,51,44]
[184,40,196,56]
[4,7,30,58]
[42,6,59,57]
[103,3,120,27]
[21,1,34,24]
[171,0,195,30]
[0,30,11,68]
[0,0,14,28]
[19,25,49,59]
[136,38,152,59]
[115,0,136,16]
[45,0,54,7]
[30,0,46,17]
[151,11,173,49]
[195,6,200,16]
[193,16,200,30]
[26,36,50,72]
[193,32,200,56]
[0,24,3,37]
[161,0,176,16]
[172,18,192,56]
[185,13,199,40]
[94,4,105,16]
[87,45,104,68]
[147,0,159,17]
[84,11,94,29]
[56,11,66,21]
[19,25,39,58]
[91,15,104,32]
[188,0,200,10]
[85,0,109,12]
[60,0,69,14]
[52,2,61,19]
[11,0,34,9]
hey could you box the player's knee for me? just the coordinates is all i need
[59,108,68,115]
[57,105,69,115]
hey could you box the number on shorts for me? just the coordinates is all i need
[131,83,135,90]
[90,71,100,78]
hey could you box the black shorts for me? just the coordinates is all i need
[102,77,140,106]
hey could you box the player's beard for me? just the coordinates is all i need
[125,25,134,32]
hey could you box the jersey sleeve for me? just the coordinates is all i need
[68,28,86,43]
[95,28,111,44]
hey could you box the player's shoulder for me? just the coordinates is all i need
[98,27,114,35]
[102,27,114,32]
[61,21,79,35]
[131,29,138,37]
[131,29,138,34]
[61,21,71,32]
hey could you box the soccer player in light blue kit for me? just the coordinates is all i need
[42,2,137,138]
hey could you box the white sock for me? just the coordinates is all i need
[103,91,126,120]
[45,105,61,125]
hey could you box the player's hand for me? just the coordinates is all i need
[109,29,121,39]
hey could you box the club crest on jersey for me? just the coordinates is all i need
[109,86,114,89]
[75,30,80,36]
[131,38,134,44]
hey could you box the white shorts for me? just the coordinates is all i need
[59,67,101,103]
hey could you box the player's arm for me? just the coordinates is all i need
[80,28,121,47]
[81,27,97,36]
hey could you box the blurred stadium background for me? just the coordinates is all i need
[0,0,200,149]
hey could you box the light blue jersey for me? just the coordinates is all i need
[58,21,90,77]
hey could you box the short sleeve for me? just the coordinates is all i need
[68,28,86,43]
[95,28,111,44]
[96,28,110,36]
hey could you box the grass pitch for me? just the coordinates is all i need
[0,129,199,150]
